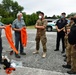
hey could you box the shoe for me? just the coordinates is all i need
[67,70,76,74]
[42,52,46,58]
[0,62,3,64]
[33,50,39,54]
[54,49,59,51]
[10,51,13,55]
[20,52,26,55]
[61,51,65,53]
[64,58,67,62]
[62,64,71,69]
[0,64,2,69]
[63,54,66,57]
[15,54,21,58]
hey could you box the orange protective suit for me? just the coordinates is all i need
[4,25,18,54]
[21,27,27,47]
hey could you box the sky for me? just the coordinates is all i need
[0,0,76,16]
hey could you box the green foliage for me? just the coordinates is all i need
[2,17,14,24]
[0,0,76,25]
[0,0,24,24]
[0,0,38,25]
[67,13,76,18]
[23,12,38,26]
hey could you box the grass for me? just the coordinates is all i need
[26,25,57,32]
[26,25,35,29]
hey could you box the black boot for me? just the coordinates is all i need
[54,49,59,51]
[61,50,65,53]
[63,54,66,57]
[67,70,76,74]
[15,54,21,58]
[62,64,71,69]
[64,57,67,62]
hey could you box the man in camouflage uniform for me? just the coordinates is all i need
[63,18,74,68]
[33,12,47,58]
[67,16,76,74]
[62,17,76,74]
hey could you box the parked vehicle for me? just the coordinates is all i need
[46,19,58,31]
[46,19,69,32]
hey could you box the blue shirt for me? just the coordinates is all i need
[0,22,4,37]
[12,19,26,29]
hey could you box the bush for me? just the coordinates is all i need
[2,17,15,24]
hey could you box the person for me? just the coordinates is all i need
[66,16,76,74]
[12,12,26,58]
[33,12,47,58]
[62,17,74,69]
[0,22,5,64]
[63,17,74,61]
[54,12,67,53]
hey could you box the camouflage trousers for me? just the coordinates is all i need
[35,35,47,52]
[66,44,76,72]
[71,45,76,72]
[66,43,72,65]
[64,35,68,48]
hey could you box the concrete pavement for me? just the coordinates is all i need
[0,29,74,75]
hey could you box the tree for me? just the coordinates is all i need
[67,13,76,18]
[0,0,24,24]
[2,0,24,18]
[2,0,13,12]
[12,1,24,17]
[0,4,9,18]
[51,15,57,19]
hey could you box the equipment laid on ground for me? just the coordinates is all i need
[2,56,16,75]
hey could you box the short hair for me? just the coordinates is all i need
[71,17,74,20]
[17,12,22,17]
[61,12,66,15]
[39,12,44,16]
[71,17,76,23]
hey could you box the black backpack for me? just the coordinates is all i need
[68,23,76,45]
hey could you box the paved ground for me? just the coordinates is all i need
[0,29,75,75]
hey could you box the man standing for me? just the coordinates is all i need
[54,12,67,53]
[12,12,26,58]
[33,12,47,58]
[0,22,5,64]
[62,18,76,74]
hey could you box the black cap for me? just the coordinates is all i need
[39,12,44,16]
[61,12,66,15]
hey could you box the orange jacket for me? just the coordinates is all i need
[21,27,27,47]
[4,25,18,54]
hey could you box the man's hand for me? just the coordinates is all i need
[0,26,6,29]
[58,27,65,32]
[58,29,61,32]
[35,25,38,28]
[23,26,26,29]
[35,25,45,29]
[12,28,21,32]
[2,26,6,29]
[63,29,65,32]
[17,28,22,31]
